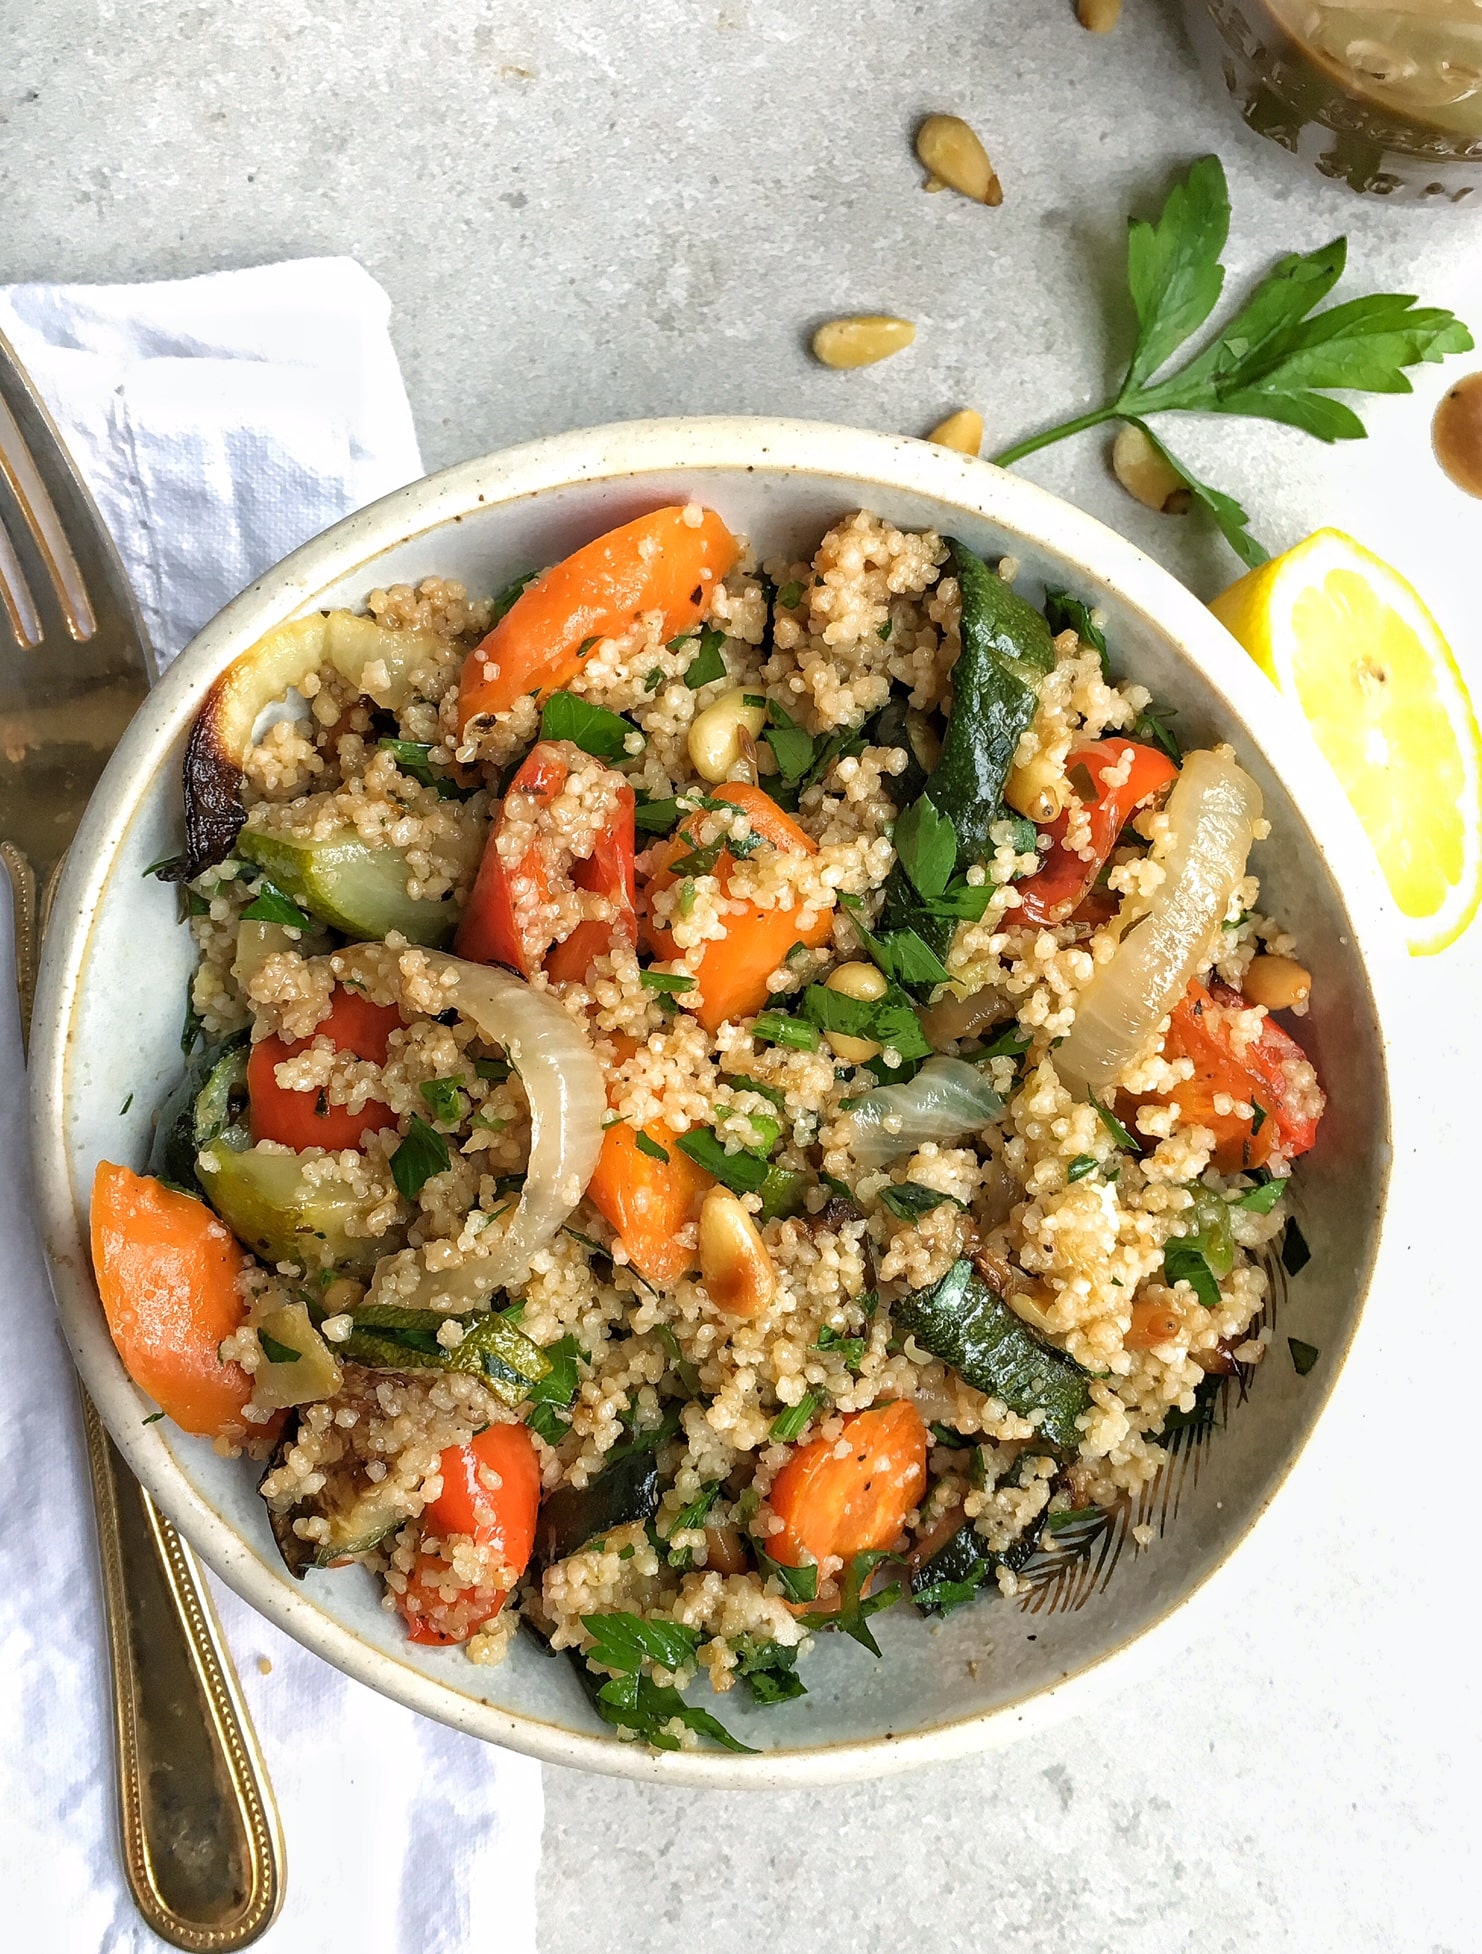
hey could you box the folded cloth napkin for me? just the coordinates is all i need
[0,260,543,1954]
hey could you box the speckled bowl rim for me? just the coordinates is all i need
[30,417,1400,1786]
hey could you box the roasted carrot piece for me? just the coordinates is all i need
[768,1401,928,1572]
[396,1423,543,1645]
[90,1163,255,1439]
[1155,979,1322,1171]
[585,1119,713,1287]
[641,783,833,1032]
[458,506,739,727]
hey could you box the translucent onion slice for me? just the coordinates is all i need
[339,945,606,1293]
[1053,749,1263,1097]
[844,1056,1005,1170]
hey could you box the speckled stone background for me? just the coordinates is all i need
[4,4,1477,1950]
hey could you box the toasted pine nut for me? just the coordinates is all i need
[688,687,767,784]
[1004,749,1070,823]
[699,1187,776,1317]
[915,115,1002,206]
[926,409,984,456]
[1006,1284,1058,1337]
[811,316,916,369]
[1077,0,1122,30]
[703,1524,750,1575]
[1241,954,1312,1011]
[1112,424,1191,514]
[825,959,887,1063]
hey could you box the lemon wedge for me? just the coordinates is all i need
[1211,527,1482,955]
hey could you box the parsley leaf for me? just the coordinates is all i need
[391,1116,451,1199]
[893,796,957,902]
[675,1127,770,1194]
[634,795,684,837]
[802,983,932,1062]
[992,155,1472,563]
[1164,1238,1222,1308]
[753,1540,819,1603]
[733,1638,807,1705]
[490,568,538,623]
[540,691,638,760]
[635,1130,670,1163]
[1088,1089,1140,1152]
[838,892,953,988]
[241,880,316,929]
[419,1076,466,1124]
[1066,1153,1098,1183]
[581,1611,701,1676]
[1235,1175,1288,1214]
[682,627,727,689]
[802,1548,901,1658]
[258,1330,301,1365]
[377,737,467,799]
[878,1181,967,1222]
[1042,590,1109,674]
[1288,1337,1320,1376]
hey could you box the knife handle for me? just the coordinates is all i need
[6,842,284,1949]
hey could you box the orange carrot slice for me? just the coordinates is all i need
[768,1401,928,1572]
[585,1120,713,1287]
[91,1163,255,1439]
[458,506,739,727]
[641,783,833,1032]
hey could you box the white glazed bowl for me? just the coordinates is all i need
[32,419,1397,1785]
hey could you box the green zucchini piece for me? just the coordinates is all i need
[880,538,1055,954]
[535,1451,661,1567]
[909,1516,1036,1617]
[237,825,457,946]
[197,1142,388,1275]
[262,1416,406,1578]
[873,695,937,811]
[148,1034,249,1193]
[342,1304,551,1408]
[894,1259,1092,1448]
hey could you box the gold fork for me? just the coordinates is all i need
[0,327,284,1950]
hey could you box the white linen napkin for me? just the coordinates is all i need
[0,260,543,1954]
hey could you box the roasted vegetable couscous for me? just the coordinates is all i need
[92,502,1324,1752]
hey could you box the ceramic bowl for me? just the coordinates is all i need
[31,418,1397,1785]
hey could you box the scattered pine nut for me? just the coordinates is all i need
[811,316,916,369]
[926,409,984,455]
[915,115,1002,206]
[1241,954,1312,1011]
[699,1188,776,1317]
[1111,424,1191,514]
[1077,0,1122,30]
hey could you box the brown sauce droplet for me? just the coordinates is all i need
[1432,371,1482,499]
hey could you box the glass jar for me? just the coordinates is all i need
[1180,1,1482,201]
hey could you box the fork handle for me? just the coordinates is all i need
[6,844,284,1949]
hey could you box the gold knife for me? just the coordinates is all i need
[0,326,284,1949]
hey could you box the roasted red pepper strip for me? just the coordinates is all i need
[247,988,402,1152]
[397,1424,542,1646]
[455,743,636,982]
[1015,738,1179,928]
[1156,978,1323,1171]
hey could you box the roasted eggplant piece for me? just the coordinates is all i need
[262,1414,405,1578]
[534,1451,660,1568]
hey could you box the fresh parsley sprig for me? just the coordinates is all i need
[992,155,1472,567]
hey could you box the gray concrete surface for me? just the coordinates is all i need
[4,4,1475,1951]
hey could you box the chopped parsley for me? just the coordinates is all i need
[1163,1238,1222,1308]
[390,1116,451,1199]
[377,737,467,799]
[258,1330,301,1366]
[675,1127,770,1193]
[1088,1089,1139,1152]
[419,1076,466,1124]
[776,580,804,610]
[639,970,697,997]
[1287,1337,1320,1376]
[1234,1175,1288,1214]
[892,795,957,902]
[241,880,315,929]
[634,1130,670,1163]
[752,1011,820,1052]
[802,983,931,1062]
[539,690,638,760]
[878,1181,967,1223]
[1066,1154,1098,1183]
[769,1390,824,1443]
[681,626,727,689]
[753,1540,819,1604]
